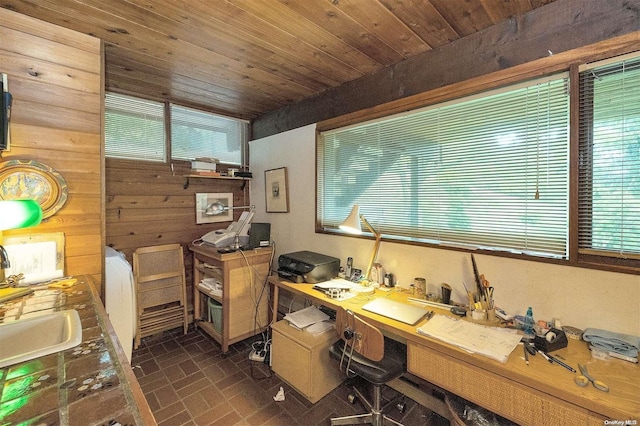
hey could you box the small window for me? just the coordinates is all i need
[170,105,247,165]
[105,93,165,161]
[578,55,640,262]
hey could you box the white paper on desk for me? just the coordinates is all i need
[305,320,335,336]
[313,278,357,290]
[283,305,329,329]
[417,315,521,363]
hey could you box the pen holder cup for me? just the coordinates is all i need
[441,283,452,305]
[534,328,568,353]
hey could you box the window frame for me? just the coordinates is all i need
[170,103,248,165]
[574,55,640,272]
[105,93,166,162]
[318,74,571,260]
[105,92,249,167]
[316,54,640,276]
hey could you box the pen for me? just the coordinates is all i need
[539,350,553,363]
[546,353,577,372]
[523,345,529,366]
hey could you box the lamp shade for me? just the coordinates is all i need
[339,204,362,234]
[204,201,227,216]
[204,201,253,216]
[0,200,43,231]
[339,204,382,282]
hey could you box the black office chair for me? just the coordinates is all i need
[329,307,407,426]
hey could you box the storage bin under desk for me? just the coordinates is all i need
[271,319,344,403]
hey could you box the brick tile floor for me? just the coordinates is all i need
[132,325,451,425]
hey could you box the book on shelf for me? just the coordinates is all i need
[190,170,221,176]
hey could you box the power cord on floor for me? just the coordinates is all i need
[249,339,271,362]
[249,338,272,379]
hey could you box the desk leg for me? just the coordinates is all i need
[270,283,279,325]
[193,257,201,329]
[387,376,451,424]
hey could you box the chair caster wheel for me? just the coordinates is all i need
[347,393,357,404]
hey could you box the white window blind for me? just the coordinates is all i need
[105,93,165,161]
[578,55,640,259]
[170,105,247,165]
[319,75,570,258]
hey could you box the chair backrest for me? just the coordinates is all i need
[133,243,186,309]
[335,306,384,362]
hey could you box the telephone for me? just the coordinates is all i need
[194,211,254,248]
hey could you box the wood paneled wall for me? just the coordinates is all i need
[0,8,104,291]
[105,158,251,308]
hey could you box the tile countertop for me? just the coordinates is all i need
[0,275,156,425]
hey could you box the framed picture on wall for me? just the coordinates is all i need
[195,193,233,224]
[265,167,289,213]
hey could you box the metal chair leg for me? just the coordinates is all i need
[330,384,404,426]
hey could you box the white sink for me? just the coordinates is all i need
[0,310,82,368]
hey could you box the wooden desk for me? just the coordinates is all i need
[268,276,640,426]
[190,245,272,353]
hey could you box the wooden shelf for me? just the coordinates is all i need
[196,264,223,277]
[196,320,222,341]
[183,174,250,189]
[189,245,272,353]
[195,283,222,304]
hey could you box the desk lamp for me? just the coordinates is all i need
[339,204,381,283]
[0,200,43,283]
[204,201,255,250]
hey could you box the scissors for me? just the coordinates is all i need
[574,364,609,392]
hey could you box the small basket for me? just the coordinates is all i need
[207,298,222,333]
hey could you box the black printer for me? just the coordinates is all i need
[277,251,340,283]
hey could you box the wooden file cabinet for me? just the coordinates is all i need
[190,245,272,353]
[271,319,344,403]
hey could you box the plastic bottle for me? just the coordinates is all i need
[523,307,535,340]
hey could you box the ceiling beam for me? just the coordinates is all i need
[252,0,640,140]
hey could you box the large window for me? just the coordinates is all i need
[578,55,640,260]
[319,75,570,259]
[105,93,248,165]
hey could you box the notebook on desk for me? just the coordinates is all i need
[362,298,429,325]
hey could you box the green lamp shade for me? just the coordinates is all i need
[0,200,43,231]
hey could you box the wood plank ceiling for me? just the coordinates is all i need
[1,0,557,121]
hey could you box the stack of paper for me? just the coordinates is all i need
[199,278,222,297]
[191,158,219,176]
[312,278,360,301]
[283,306,332,334]
[417,315,521,363]
[192,157,218,171]
[305,321,335,335]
